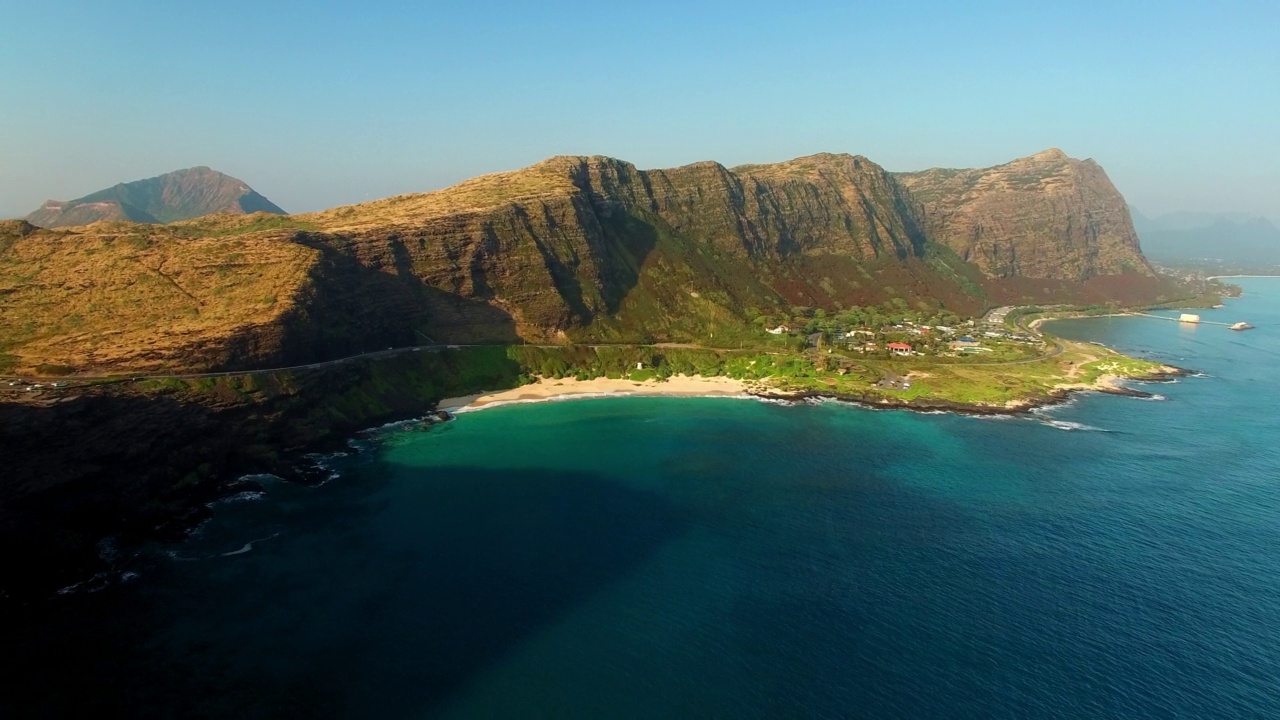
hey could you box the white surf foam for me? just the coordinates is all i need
[750,396,795,406]
[55,571,113,596]
[236,473,284,484]
[1030,397,1076,416]
[302,452,348,484]
[360,417,429,434]
[219,532,281,557]
[1041,419,1109,432]
[208,491,266,507]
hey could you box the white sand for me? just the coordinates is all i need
[439,375,757,411]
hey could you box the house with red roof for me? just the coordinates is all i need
[887,342,912,356]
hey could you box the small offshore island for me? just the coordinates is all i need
[0,148,1232,599]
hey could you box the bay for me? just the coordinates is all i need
[5,280,1280,718]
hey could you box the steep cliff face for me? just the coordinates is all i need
[896,149,1152,281]
[298,153,974,347]
[25,167,285,229]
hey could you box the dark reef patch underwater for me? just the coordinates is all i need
[4,279,1280,718]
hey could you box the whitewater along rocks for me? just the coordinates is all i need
[751,364,1190,414]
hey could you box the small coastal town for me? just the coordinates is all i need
[765,304,1047,361]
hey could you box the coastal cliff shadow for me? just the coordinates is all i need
[597,211,660,314]
[2,465,687,718]
[0,354,518,605]
[218,233,523,371]
[515,201,662,323]
[319,464,687,716]
[891,187,929,260]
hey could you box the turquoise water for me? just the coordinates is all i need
[5,280,1280,718]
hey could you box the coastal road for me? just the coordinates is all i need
[0,340,767,391]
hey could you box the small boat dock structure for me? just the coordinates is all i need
[1130,312,1254,329]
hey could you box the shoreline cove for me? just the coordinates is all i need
[9,281,1278,717]
[0,327,1188,602]
[439,374,756,411]
[435,367,1187,417]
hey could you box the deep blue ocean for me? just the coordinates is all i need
[5,279,1280,718]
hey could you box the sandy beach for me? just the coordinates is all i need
[439,375,756,411]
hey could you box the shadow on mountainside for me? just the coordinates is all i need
[591,208,661,315]
[509,199,663,327]
[893,191,930,260]
[2,465,687,719]
[216,233,524,371]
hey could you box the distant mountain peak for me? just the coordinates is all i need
[1028,148,1068,161]
[25,167,285,229]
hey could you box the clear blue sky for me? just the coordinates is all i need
[2,0,1277,219]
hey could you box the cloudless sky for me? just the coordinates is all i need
[2,0,1277,219]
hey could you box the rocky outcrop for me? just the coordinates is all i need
[25,167,285,228]
[896,149,1153,281]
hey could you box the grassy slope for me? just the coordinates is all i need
[0,223,315,373]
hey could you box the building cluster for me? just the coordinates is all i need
[774,316,1044,359]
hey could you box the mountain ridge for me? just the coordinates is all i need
[1,150,1186,376]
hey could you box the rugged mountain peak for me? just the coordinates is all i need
[25,167,285,229]
[1024,148,1069,163]
[896,151,1151,281]
[734,152,876,178]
